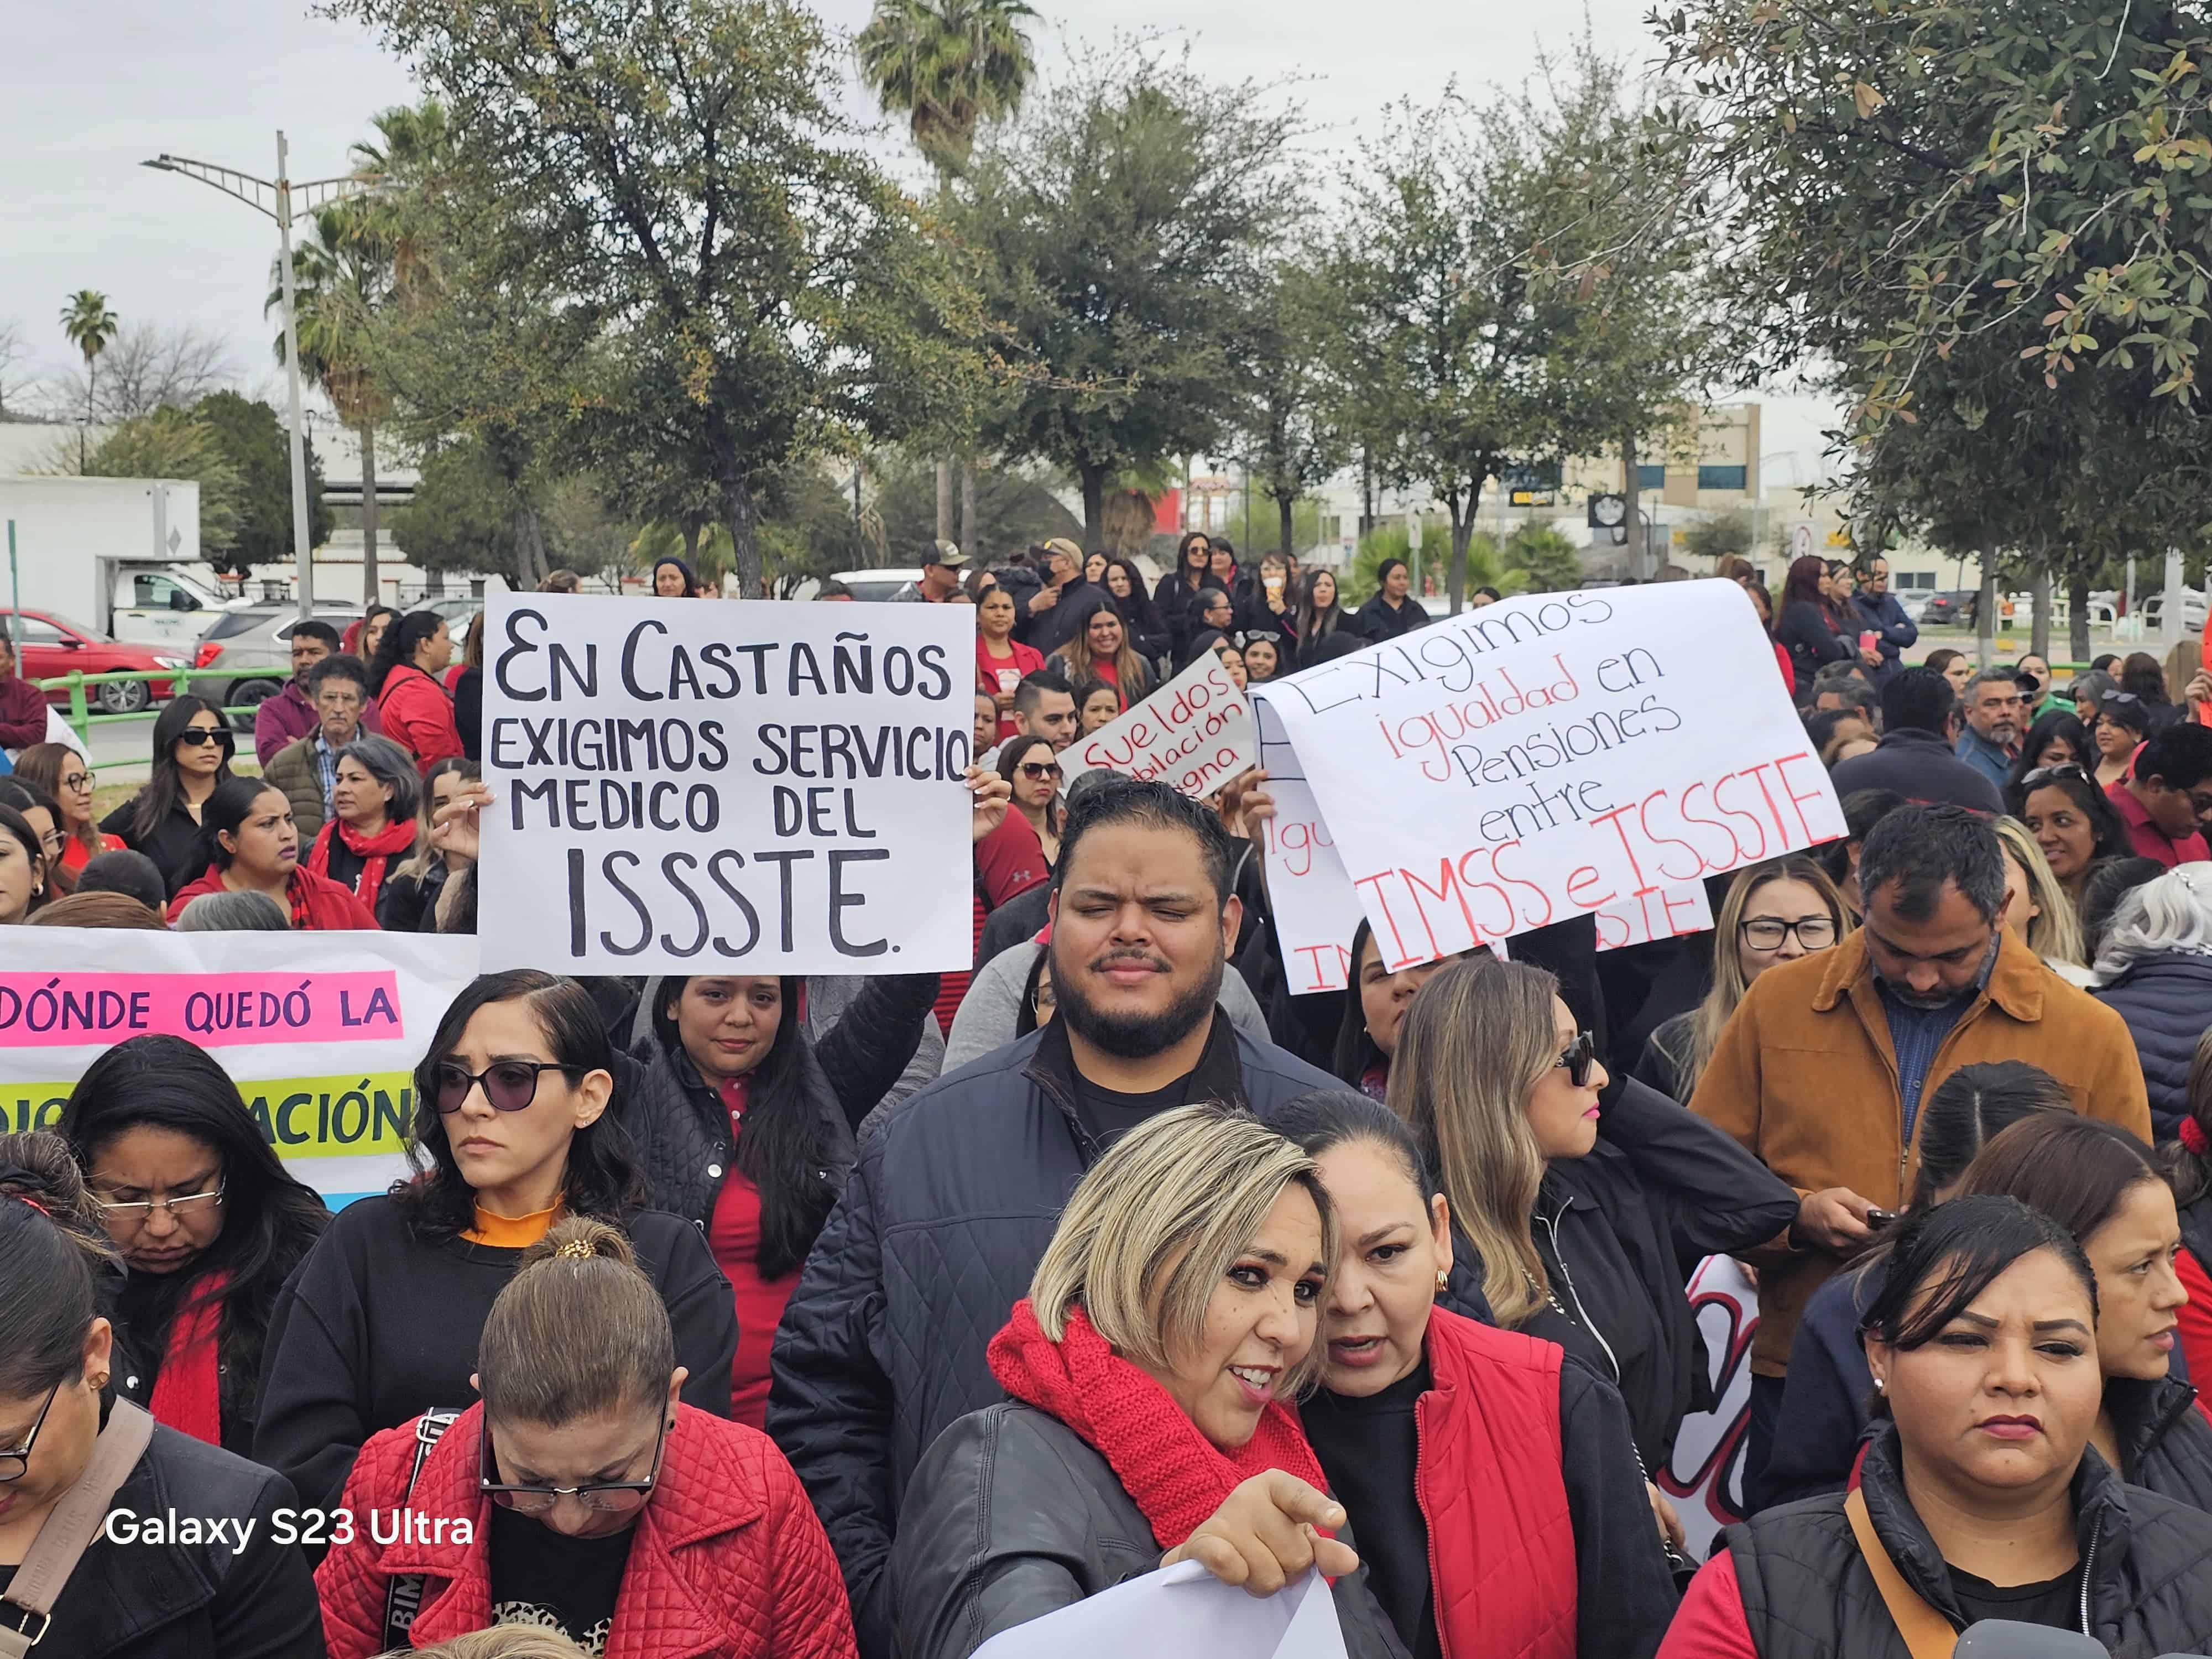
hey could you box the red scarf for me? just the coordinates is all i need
[149,1272,227,1445]
[987,1300,1331,1550]
[307,816,415,915]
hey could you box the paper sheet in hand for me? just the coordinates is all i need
[971,1562,1347,1659]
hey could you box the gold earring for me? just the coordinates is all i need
[1435,1269,1449,1292]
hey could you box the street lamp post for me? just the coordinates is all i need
[142,132,375,618]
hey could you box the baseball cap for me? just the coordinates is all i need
[921,539,969,570]
[1041,537,1083,566]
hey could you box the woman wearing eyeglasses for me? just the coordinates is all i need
[1635,858,1850,1103]
[100,696,236,900]
[316,1215,853,1659]
[11,743,123,871]
[253,971,738,1516]
[974,735,1062,915]
[60,1035,330,1457]
[1392,960,1801,1472]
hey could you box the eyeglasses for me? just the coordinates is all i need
[1740,916,1839,951]
[91,1182,226,1227]
[0,1384,60,1484]
[2100,690,2144,706]
[1556,1030,1597,1089]
[174,728,233,748]
[1018,761,1062,782]
[60,771,93,792]
[480,1410,664,1515]
[432,1059,586,1114]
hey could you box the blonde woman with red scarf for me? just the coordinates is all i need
[60,1035,330,1458]
[307,733,421,927]
[889,1102,1410,1659]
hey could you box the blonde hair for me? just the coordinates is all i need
[1027,1102,1334,1396]
[1996,816,2088,967]
[477,1215,674,1425]
[1388,959,1554,1326]
[395,1629,593,1659]
[1657,857,1851,1100]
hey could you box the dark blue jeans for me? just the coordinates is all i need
[1743,1373,1788,1517]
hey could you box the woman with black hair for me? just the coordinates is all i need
[2007,708,2099,796]
[1152,531,1214,655]
[60,1036,329,1457]
[0,803,51,924]
[0,1133,326,1658]
[164,778,377,928]
[1774,555,1853,697]
[100,696,234,898]
[366,609,462,773]
[1331,917,1463,1099]
[2094,689,2154,787]
[2122,650,2182,731]
[1352,557,1430,642]
[1100,557,1169,665]
[615,967,936,1426]
[252,969,737,1512]
[2011,766,2132,906]
[1663,1194,2212,1658]
[1295,569,1350,654]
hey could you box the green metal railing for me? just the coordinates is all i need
[32,670,258,743]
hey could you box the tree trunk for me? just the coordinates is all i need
[426,565,446,597]
[1977,550,1999,665]
[1446,486,1473,615]
[2069,572,2093,665]
[723,468,763,600]
[1079,463,1107,549]
[936,457,954,542]
[517,507,549,591]
[680,520,702,568]
[1361,451,1374,535]
[961,461,977,559]
[1620,431,1644,580]
[360,421,380,608]
[2029,566,2052,660]
[1279,493,1294,558]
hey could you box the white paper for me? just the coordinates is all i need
[972,1562,1347,1659]
[1263,584,1844,970]
[0,927,479,1207]
[1251,690,1366,994]
[1594,879,1715,952]
[1066,648,1258,800]
[477,594,976,975]
[1665,1254,1762,1558]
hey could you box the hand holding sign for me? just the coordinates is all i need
[967,766,1013,843]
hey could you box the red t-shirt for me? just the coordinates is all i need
[974,813,1051,910]
[1093,658,1120,690]
[2179,1245,2212,1427]
[2107,776,2211,868]
[703,1074,800,1430]
[977,638,1045,742]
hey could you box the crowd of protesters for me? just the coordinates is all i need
[15,552,2212,1657]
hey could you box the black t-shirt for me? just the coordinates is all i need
[488,1505,637,1657]
[1301,1362,1441,1659]
[1947,1562,2082,1635]
[1069,1071,1191,1151]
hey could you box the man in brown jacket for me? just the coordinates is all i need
[1689,802,2151,1505]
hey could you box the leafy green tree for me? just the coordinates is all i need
[1501,523,1584,594]
[867,451,1081,565]
[192,392,333,578]
[1682,510,1755,563]
[1236,262,1347,557]
[957,41,1303,542]
[58,290,119,470]
[1345,522,1518,606]
[335,0,979,600]
[758,461,871,597]
[77,409,246,562]
[385,437,522,585]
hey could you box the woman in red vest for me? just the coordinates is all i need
[1271,1091,1680,1659]
[888,1102,1410,1659]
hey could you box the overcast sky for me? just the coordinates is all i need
[0,0,1840,481]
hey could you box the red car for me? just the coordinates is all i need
[1,608,185,714]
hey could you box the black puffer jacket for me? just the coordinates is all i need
[2093,953,2212,1141]
[889,1403,1411,1659]
[1713,1425,2212,1658]
[35,1402,325,1658]
[1442,1078,1801,1467]
[768,1011,1337,1659]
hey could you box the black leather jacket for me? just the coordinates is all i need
[889,1402,1408,1659]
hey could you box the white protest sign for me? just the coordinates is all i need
[1662,1253,1761,1559]
[1595,878,1715,953]
[478,595,975,975]
[1264,583,1843,971]
[973,1562,1344,1659]
[1251,689,1366,994]
[0,928,479,1208]
[1066,648,1257,799]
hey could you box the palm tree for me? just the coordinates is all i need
[856,0,1037,547]
[59,290,119,469]
[270,205,395,604]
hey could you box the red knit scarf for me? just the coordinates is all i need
[307,815,415,915]
[149,1271,227,1445]
[986,1300,1331,1550]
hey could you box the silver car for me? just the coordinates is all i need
[186,606,365,724]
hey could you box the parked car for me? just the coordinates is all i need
[1920,590,1979,627]
[825,568,924,603]
[186,606,366,727]
[1,608,187,713]
[419,594,486,629]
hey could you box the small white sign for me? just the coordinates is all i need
[1066,648,1258,800]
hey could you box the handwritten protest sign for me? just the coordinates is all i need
[1067,649,1257,799]
[478,595,975,975]
[1251,691,1367,994]
[1594,879,1714,953]
[1261,583,1840,971]
[0,929,479,1207]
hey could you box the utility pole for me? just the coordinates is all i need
[142,134,377,617]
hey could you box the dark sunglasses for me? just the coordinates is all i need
[2100,690,2144,706]
[479,1410,663,1516]
[2020,763,2087,787]
[1018,761,1062,781]
[433,1059,587,1114]
[1557,1030,1598,1089]
[174,727,234,748]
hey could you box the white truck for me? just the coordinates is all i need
[0,476,229,646]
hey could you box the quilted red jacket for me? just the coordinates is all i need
[377,662,465,774]
[316,1402,857,1659]
[1417,1308,1577,1659]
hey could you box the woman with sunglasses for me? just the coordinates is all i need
[11,742,122,870]
[164,778,378,929]
[2006,708,2098,797]
[253,971,738,1515]
[1153,531,1214,656]
[60,1035,330,1457]
[0,1133,326,1659]
[316,1215,853,1659]
[1392,960,1800,1471]
[973,735,1062,916]
[101,695,236,899]
[2009,765,2131,904]
[2095,690,2154,788]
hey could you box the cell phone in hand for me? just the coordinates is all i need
[1865,1207,1900,1229]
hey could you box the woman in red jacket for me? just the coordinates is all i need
[316,1213,856,1659]
[166,777,378,929]
[1270,1091,1680,1659]
[975,586,1045,742]
[369,610,465,773]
